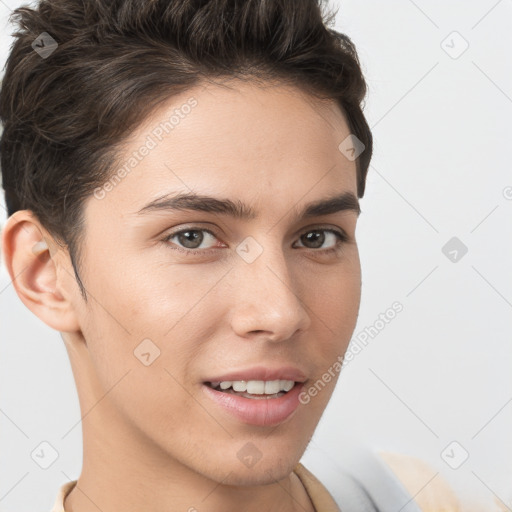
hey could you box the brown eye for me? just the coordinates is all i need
[163,228,218,251]
[294,229,346,250]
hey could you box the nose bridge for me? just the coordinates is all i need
[229,236,311,340]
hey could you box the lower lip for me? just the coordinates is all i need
[202,382,304,427]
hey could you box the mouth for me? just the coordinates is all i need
[202,373,306,426]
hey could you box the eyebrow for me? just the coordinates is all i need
[135,190,361,219]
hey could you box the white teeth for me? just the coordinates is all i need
[232,381,247,392]
[213,379,295,394]
[264,380,281,394]
[247,380,265,394]
[282,380,295,392]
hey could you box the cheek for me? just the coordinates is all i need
[303,262,361,386]
[308,262,361,332]
[85,249,212,334]
[77,288,212,442]
[78,254,226,385]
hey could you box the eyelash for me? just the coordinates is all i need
[160,226,349,256]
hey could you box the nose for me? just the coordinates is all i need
[228,243,312,343]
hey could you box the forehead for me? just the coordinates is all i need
[88,79,357,218]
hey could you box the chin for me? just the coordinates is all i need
[197,435,308,487]
[209,457,297,487]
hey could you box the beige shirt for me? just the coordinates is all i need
[50,462,340,512]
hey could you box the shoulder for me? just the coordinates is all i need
[49,480,77,512]
[294,462,379,512]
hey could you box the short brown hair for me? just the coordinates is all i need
[0,0,373,299]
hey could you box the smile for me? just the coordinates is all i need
[202,379,305,426]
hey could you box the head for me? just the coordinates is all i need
[1,0,372,487]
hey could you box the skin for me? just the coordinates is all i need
[2,79,362,512]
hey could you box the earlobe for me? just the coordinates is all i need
[1,210,81,333]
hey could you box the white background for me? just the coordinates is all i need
[1,0,511,510]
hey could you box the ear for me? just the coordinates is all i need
[1,210,81,333]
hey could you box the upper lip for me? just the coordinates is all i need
[204,366,307,383]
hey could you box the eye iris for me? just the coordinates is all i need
[178,230,203,249]
[303,231,325,249]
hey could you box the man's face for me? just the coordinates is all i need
[68,80,362,485]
